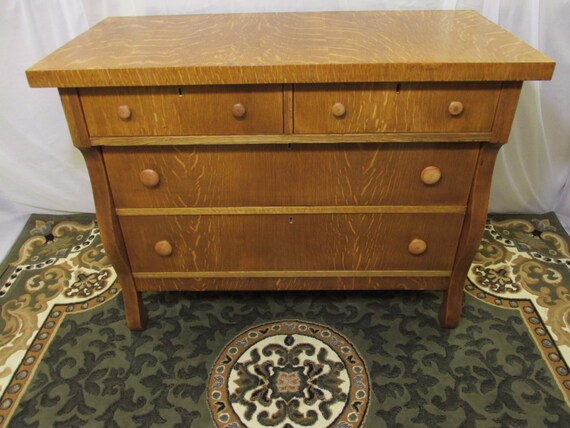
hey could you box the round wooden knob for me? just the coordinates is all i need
[408,239,427,256]
[232,103,246,118]
[420,166,442,185]
[139,169,160,188]
[154,240,173,257]
[448,101,464,116]
[332,102,346,118]
[117,105,131,120]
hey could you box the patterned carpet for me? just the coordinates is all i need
[0,213,569,427]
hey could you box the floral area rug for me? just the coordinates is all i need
[0,213,569,427]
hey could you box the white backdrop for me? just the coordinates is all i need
[1,0,569,261]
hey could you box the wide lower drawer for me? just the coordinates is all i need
[104,143,479,208]
[119,213,464,273]
[294,82,501,133]
[80,85,283,136]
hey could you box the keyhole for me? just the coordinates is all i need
[287,143,293,150]
[396,83,401,94]
[288,216,294,224]
[178,87,183,97]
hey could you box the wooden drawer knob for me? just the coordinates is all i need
[408,239,427,256]
[117,105,131,120]
[332,102,346,118]
[420,166,442,185]
[139,169,160,187]
[448,101,464,116]
[232,103,246,118]
[154,240,173,257]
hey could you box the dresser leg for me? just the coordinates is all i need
[438,144,502,329]
[76,147,149,330]
[121,278,148,330]
[438,289,462,328]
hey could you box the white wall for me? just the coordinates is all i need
[1,0,569,260]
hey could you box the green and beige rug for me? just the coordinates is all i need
[0,213,569,427]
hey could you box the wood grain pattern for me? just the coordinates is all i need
[90,132,492,146]
[80,85,283,136]
[294,82,501,133]
[134,277,450,292]
[118,213,465,273]
[439,143,501,328]
[27,11,554,87]
[103,143,479,208]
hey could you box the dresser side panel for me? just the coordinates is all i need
[490,81,524,144]
[58,88,91,148]
[58,89,147,329]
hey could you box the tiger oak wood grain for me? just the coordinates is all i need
[118,213,464,273]
[80,85,283,136]
[26,11,554,87]
[103,143,479,208]
[294,82,501,134]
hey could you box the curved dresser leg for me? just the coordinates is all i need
[81,148,148,329]
[439,143,501,328]
[117,273,148,330]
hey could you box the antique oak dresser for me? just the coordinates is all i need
[27,11,554,330]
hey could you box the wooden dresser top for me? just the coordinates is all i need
[27,10,554,88]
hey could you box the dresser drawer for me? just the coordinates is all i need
[80,85,283,136]
[104,142,479,208]
[119,213,464,273]
[294,82,501,134]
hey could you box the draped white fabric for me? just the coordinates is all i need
[1,0,569,260]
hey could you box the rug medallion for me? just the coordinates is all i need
[209,320,369,427]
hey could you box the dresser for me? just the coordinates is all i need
[27,11,554,330]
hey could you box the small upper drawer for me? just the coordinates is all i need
[80,85,283,137]
[293,82,502,134]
